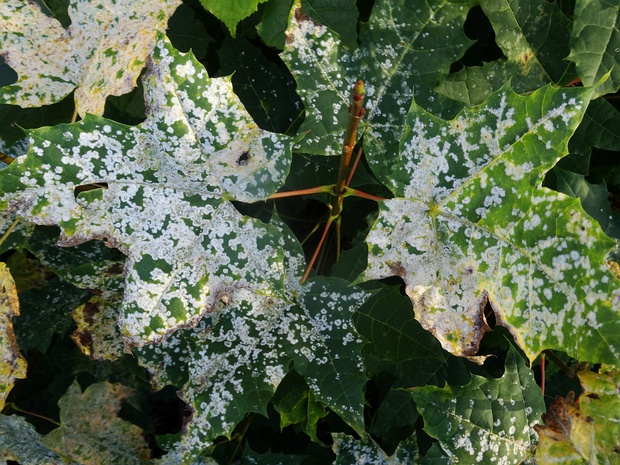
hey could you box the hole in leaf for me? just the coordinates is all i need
[484,302,496,328]
[104,263,124,276]
[236,150,251,166]
[73,183,108,200]
[450,6,505,73]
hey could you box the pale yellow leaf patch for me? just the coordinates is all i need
[0,0,181,116]
[0,262,27,410]
[42,381,151,464]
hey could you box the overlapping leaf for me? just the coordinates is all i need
[359,83,620,363]
[569,0,620,96]
[0,34,293,347]
[42,381,151,464]
[0,263,26,410]
[281,0,474,178]
[332,433,418,464]
[0,415,63,465]
[545,167,620,240]
[535,367,620,464]
[200,0,269,36]
[173,279,368,461]
[0,0,181,116]
[437,0,574,105]
[132,217,371,460]
[272,370,328,444]
[411,346,545,464]
[353,287,470,452]
[0,211,34,255]
[135,221,372,461]
[16,226,127,359]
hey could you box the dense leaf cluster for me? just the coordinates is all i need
[0,0,619,463]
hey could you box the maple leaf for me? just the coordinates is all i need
[200,0,269,36]
[42,381,151,464]
[534,367,620,464]
[0,0,181,116]
[0,34,293,347]
[359,83,620,363]
[437,0,574,105]
[281,0,475,177]
[569,0,620,97]
[135,218,372,461]
[411,346,545,464]
[0,415,63,465]
[332,433,419,464]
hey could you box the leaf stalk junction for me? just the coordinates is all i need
[268,80,384,282]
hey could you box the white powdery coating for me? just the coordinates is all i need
[134,280,370,461]
[143,39,291,202]
[363,85,619,361]
[417,350,543,464]
[1,36,293,347]
[364,199,489,356]
[331,433,417,464]
[281,0,433,159]
[0,0,182,116]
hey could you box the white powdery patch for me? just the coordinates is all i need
[504,161,533,181]
[364,199,491,355]
[362,84,614,361]
[0,0,182,116]
[134,277,370,459]
[401,119,452,201]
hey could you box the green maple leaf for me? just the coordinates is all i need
[0,34,293,347]
[359,83,620,363]
[0,0,181,116]
[332,433,418,464]
[281,0,475,175]
[569,0,620,97]
[160,278,370,462]
[437,0,574,105]
[200,0,269,36]
[411,346,545,464]
[135,219,373,461]
[272,370,329,444]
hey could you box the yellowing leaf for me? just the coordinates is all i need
[0,0,181,116]
[42,381,151,465]
[0,262,26,410]
[535,367,620,465]
[71,289,125,361]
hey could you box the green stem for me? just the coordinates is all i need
[0,218,20,248]
[343,187,386,202]
[5,403,61,426]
